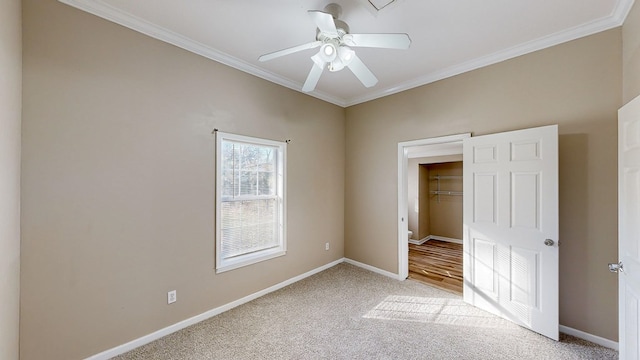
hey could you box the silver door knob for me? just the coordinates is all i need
[544,239,554,246]
[609,262,624,273]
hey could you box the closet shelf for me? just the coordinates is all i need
[431,174,463,202]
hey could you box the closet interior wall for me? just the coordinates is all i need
[408,156,462,242]
[424,161,463,240]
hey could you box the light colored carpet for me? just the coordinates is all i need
[113,263,618,359]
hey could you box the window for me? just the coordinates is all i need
[215,131,286,273]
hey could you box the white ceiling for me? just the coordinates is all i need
[59,0,634,107]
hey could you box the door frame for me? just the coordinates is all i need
[397,133,470,280]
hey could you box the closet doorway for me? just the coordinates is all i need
[397,134,469,294]
[407,160,463,294]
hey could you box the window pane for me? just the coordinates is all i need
[222,170,236,197]
[258,148,274,171]
[223,142,278,198]
[220,199,279,260]
[221,201,242,229]
[258,172,274,195]
[240,144,260,170]
[222,142,237,170]
[239,171,258,196]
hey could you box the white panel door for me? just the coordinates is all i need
[618,95,640,360]
[463,125,559,340]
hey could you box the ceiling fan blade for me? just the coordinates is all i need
[343,33,411,49]
[259,41,322,62]
[302,61,325,92]
[347,54,378,88]
[308,10,338,36]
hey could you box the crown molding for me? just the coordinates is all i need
[57,0,348,107]
[612,0,636,25]
[59,0,634,108]
[344,0,636,106]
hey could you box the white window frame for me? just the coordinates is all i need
[215,131,286,273]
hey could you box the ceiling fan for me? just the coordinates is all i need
[258,3,411,92]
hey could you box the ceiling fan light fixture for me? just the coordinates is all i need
[327,45,354,72]
[338,46,354,65]
[328,58,345,72]
[320,43,337,62]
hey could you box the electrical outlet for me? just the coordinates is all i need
[168,290,177,304]
[325,242,330,251]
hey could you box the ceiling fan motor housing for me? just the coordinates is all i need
[316,21,348,42]
[318,3,349,37]
[323,3,342,19]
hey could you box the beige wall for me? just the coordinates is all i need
[345,29,622,341]
[20,1,345,359]
[428,162,463,240]
[0,0,22,359]
[624,0,640,103]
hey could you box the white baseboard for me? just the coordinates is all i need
[408,236,429,245]
[343,258,400,280]
[429,235,463,244]
[84,258,345,360]
[408,235,462,245]
[559,325,618,350]
[86,259,613,360]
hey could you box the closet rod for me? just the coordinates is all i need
[430,175,463,180]
[430,190,463,196]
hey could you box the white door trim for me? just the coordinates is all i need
[397,133,471,280]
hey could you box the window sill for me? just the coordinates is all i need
[216,249,286,274]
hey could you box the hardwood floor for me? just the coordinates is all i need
[408,240,463,294]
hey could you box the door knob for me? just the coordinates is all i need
[608,262,624,273]
[544,239,554,246]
